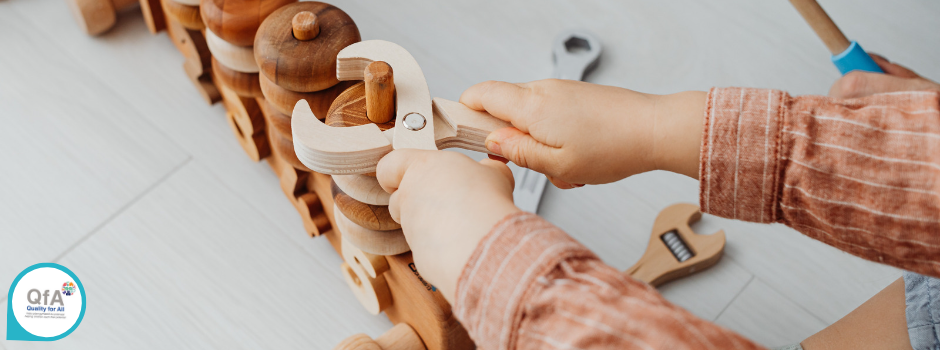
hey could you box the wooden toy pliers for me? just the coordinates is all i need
[291,40,510,175]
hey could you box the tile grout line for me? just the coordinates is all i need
[713,274,755,321]
[49,156,193,264]
[751,275,831,326]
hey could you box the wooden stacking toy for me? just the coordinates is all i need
[66,2,728,349]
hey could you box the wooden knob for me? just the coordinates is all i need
[254,2,361,92]
[200,0,298,46]
[291,11,319,40]
[364,61,396,124]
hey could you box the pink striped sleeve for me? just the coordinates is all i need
[454,212,765,350]
[701,87,940,277]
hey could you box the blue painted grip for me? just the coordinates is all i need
[831,41,883,75]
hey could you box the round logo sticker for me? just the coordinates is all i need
[7,263,85,341]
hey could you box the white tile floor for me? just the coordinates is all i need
[2,0,938,348]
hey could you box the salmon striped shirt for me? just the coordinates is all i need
[453,88,940,349]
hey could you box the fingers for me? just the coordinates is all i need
[376,149,431,194]
[868,54,920,78]
[485,127,559,173]
[829,71,936,99]
[487,154,509,164]
[479,158,515,189]
[387,191,401,224]
[459,81,531,127]
[547,175,584,190]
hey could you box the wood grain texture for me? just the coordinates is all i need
[332,180,400,231]
[333,173,390,206]
[66,0,117,35]
[161,0,203,30]
[254,1,360,92]
[219,82,269,161]
[326,81,395,131]
[199,0,297,47]
[336,323,426,350]
[259,72,353,118]
[212,57,263,98]
[139,0,166,34]
[291,11,319,41]
[365,61,396,124]
[333,200,408,256]
[383,253,474,350]
[166,18,221,104]
[625,203,725,287]
[8,0,939,347]
[789,0,850,54]
[206,28,258,73]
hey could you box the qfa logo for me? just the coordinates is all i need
[7,263,85,341]
[25,284,71,313]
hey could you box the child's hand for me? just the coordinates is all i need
[830,54,940,99]
[460,79,706,187]
[376,149,520,303]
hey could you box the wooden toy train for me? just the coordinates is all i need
[67,1,726,348]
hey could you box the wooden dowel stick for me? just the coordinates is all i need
[364,61,396,124]
[789,0,851,54]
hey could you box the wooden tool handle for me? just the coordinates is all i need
[788,0,850,54]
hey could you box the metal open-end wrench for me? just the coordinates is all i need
[512,29,602,213]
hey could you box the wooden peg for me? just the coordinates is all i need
[625,203,725,287]
[291,11,319,41]
[365,61,396,124]
[326,82,396,131]
[788,0,851,54]
[335,323,426,350]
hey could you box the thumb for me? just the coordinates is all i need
[829,71,934,99]
[485,127,558,173]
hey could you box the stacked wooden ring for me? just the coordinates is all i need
[253,2,359,238]
[326,65,410,257]
[201,0,297,161]
[254,2,359,172]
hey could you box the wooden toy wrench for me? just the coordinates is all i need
[291,40,510,175]
[626,203,726,287]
